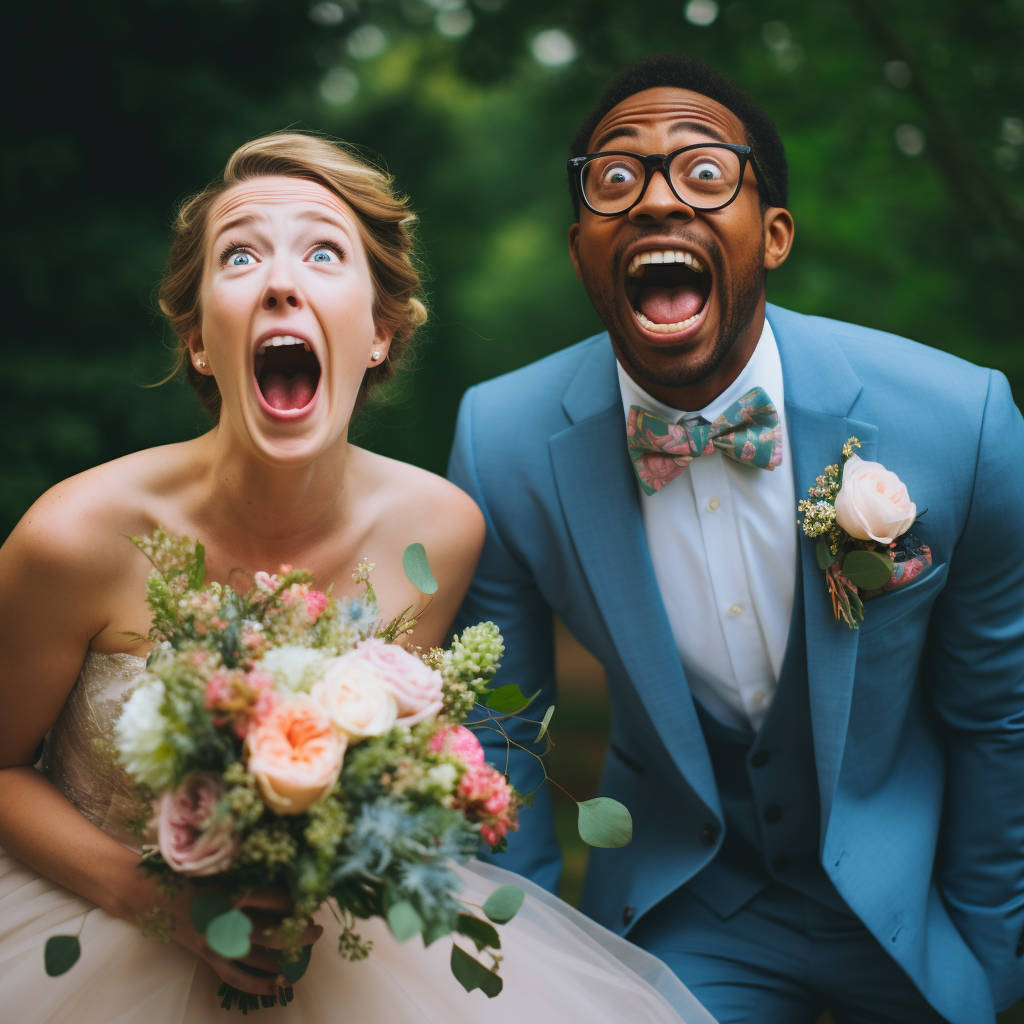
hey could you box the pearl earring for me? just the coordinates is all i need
[197,358,207,370]
[372,350,381,362]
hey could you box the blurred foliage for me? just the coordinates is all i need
[2,0,1022,541]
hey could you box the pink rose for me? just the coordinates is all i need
[155,773,238,876]
[355,639,443,727]
[204,669,278,739]
[428,725,486,767]
[834,455,917,545]
[245,696,344,815]
[452,764,518,848]
[310,652,398,739]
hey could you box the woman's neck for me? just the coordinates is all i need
[186,422,358,565]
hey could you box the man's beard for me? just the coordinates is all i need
[584,231,765,393]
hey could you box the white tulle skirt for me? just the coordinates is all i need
[0,848,715,1024]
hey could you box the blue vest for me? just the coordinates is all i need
[685,577,851,919]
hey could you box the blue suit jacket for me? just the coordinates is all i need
[447,304,1024,1023]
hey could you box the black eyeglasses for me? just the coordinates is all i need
[568,143,773,216]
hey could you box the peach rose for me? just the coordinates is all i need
[355,639,443,727]
[310,652,398,740]
[155,773,238,876]
[245,695,344,815]
[834,455,917,545]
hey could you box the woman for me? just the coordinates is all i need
[0,133,711,1023]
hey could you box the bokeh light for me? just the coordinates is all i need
[319,67,359,104]
[684,1,719,27]
[346,24,388,60]
[530,28,577,67]
[883,60,911,89]
[894,123,926,156]
[436,8,474,37]
[308,2,344,26]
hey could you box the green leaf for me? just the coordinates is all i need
[577,797,633,848]
[482,884,525,924]
[190,891,234,934]
[485,684,539,714]
[841,549,894,590]
[534,704,555,743]
[816,537,837,571]
[44,935,81,976]
[450,944,503,998]
[513,786,536,809]
[205,909,253,959]
[456,913,501,952]
[277,944,312,984]
[421,919,452,947]
[190,540,206,589]
[402,543,438,595]
[386,900,424,942]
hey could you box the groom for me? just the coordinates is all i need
[448,53,1024,1023]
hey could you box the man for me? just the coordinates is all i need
[448,53,1024,1023]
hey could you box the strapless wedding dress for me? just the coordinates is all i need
[0,652,715,1024]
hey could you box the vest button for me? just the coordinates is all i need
[750,750,770,768]
[622,904,635,926]
[763,805,783,824]
[772,855,791,873]
[699,823,718,847]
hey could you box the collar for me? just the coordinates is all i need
[616,317,784,426]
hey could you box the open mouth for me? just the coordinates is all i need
[625,249,712,335]
[253,335,321,416]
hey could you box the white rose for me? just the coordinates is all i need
[834,455,917,545]
[115,677,177,788]
[259,645,327,692]
[310,652,399,740]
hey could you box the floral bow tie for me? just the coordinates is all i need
[626,386,783,495]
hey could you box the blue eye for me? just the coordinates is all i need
[311,248,334,263]
[230,252,252,266]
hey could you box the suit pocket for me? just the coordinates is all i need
[858,560,949,636]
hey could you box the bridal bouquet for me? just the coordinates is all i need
[45,528,567,1011]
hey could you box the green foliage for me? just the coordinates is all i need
[44,936,81,977]
[842,548,895,589]
[456,913,501,952]
[450,944,504,998]
[190,892,234,934]
[577,797,633,848]
[482,884,525,924]
[386,899,425,941]
[205,908,253,959]
[402,542,438,595]
[277,944,312,984]
[485,684,537,714]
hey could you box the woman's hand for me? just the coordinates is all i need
[158,882,324,997]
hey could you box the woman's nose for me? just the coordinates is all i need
[262,264,302,310]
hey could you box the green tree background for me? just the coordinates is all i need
[4,1,1023,1013]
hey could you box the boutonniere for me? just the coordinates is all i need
[798,438,929,628]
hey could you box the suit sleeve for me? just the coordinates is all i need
[929,369,1024,1009]
[447,386,563,894]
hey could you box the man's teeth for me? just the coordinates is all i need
[633,308,702,333]
[626,250,706,278]
[256,335,312,355]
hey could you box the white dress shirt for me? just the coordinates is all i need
[617,318,797,731]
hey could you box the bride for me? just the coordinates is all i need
[0,132,712,1023]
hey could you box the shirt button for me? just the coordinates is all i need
[706,496,721,512]
[699,823,718,847]
[753,691,764,703]
[622,904,635,926]
[728,603,742,617]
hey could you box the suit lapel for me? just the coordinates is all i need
[549,339,721,817]
[769,304,877,831]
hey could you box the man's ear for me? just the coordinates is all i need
[763,207,795,271]
[568,223,583,283]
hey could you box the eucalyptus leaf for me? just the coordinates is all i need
[514,786,536,809]
[816,537,837,571]
[450,944,503,998]
[190,891,234,934]
[277,944,312,984]
[386,900,424,942]
[44,935,81,976]
[456,913,501,952]
[577,797,633,848]
[205,909,253,959]
[421,919,452,947]
[402,543,438,595]
[841,549,894,590]
[485,684,538,714]
[482,884,525,924]
[534,705,555,743]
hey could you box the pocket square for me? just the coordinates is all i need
[860,534,932,600]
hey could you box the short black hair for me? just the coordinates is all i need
[569,52,788,219]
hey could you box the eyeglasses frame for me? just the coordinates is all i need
[567,142,774,217]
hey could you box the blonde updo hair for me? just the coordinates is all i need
[159,132,427,419]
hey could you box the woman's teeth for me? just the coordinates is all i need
[256,335,311,355]
[633,308,703,333]
[627,250,706,278]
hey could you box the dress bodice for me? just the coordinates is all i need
[39,650,148,851]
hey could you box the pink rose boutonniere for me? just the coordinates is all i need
[798,438,931,628]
